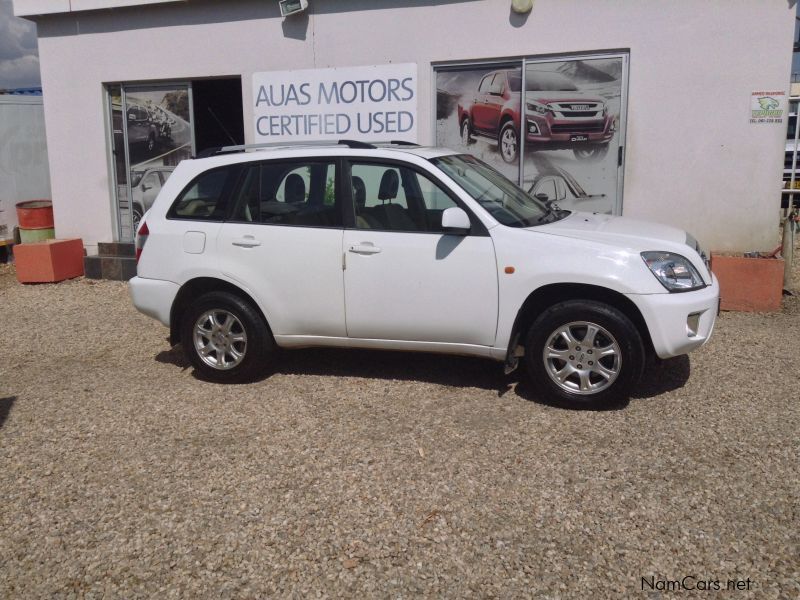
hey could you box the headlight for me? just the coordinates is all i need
[641,251,706,292]
[685,232,710,272]
[526,101,550,115]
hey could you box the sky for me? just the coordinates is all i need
[0,0,41,89]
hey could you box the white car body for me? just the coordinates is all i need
[130,144,718,402]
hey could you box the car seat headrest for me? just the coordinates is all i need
[378,170,399,201]
[352,176,367,208]
[285,174,306,203]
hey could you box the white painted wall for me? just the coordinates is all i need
[24,0,795,252]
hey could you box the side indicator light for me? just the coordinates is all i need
[505,266,515,274]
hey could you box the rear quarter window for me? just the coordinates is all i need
[167,166,237,221]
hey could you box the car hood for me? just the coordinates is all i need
[531,212,687,251]
[527,91,606,104]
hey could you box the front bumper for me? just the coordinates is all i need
[129,276,180,327]
[625,274,720,359]
[525,113,614,144]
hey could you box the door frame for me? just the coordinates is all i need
[104,81,196,242]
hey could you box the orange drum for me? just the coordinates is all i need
[16,200,54,230]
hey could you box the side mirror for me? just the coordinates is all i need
[534,192,551,203]
[441,206,471,235]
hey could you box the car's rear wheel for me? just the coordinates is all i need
[573,144,609,162]
[181,291,274,383]
[499,121,518,163]
[461,118,474,146]
[524,300,644,408]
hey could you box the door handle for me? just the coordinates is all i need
[349,243,381,255]
[232,236,261,248]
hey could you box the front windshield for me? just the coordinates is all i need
[508,70,578,92]
[432,154,559,227]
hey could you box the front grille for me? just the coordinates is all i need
[551,123,605,133]
[558,111,600,118]
[553,102,602,111]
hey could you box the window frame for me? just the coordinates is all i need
[341,157,489,236]
[225,156,346,230]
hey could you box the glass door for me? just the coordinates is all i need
[108,83,195,241]
[521,54,628,215]
[434,52,629,215]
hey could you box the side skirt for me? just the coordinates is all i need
[273,335,505,361]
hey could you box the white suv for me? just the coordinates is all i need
[130,141,719,407]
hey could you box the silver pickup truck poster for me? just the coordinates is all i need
[110,86,192,238]
[436,56,626,215]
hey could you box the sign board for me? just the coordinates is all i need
[252,64,417,143]
[750,90,786,124]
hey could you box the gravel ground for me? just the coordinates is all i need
[0,250,798,598]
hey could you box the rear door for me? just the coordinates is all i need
[483,72,506,134]
[342,159,498,346]
[472,74,494,132]
[216,158,346,338]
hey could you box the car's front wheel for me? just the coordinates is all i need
[524,300,644,408]
[498,121,518,163]
[573,144,609,162]
[181,291,274,383]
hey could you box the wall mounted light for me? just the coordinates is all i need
[279,0,309,17]
[511,0,533,14]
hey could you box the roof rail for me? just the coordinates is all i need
[194,139,419,158]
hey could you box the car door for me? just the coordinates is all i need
[530,175,567,204]
[139,170,163,212]
[343,159,498,346]
[216,158,347,338]
[471,74,494,133]
[483,72,507,135]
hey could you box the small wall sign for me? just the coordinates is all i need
[750,90,786,124]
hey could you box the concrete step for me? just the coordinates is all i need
[84,254,137,281]
[97,242,135,257]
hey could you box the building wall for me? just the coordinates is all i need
[29,0,795,252]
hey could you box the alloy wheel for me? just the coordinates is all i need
[501,127,517,162]
[542,320,621,395]
[193,309,248,370]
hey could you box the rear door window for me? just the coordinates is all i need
[230,160,341,228]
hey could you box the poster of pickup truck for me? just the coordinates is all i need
[436,56,624,215]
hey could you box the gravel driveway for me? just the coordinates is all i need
[0,259,798,598]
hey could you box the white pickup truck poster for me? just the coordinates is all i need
[252,64,418,144]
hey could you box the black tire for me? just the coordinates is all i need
[181,291,275,383]
[523,300,644,408]
[460,117,474,146]
[498,120,518,163]
[132,205,144,233]
[573,144,609,162]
